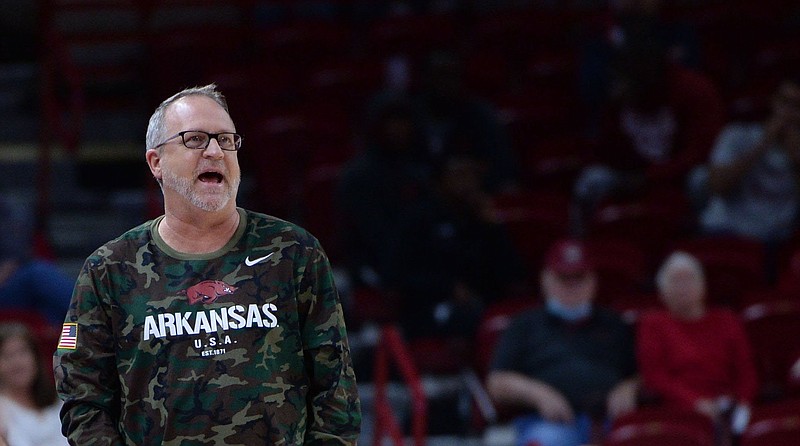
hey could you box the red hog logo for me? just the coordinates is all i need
[179,280,238,305]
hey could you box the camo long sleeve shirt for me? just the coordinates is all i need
[53,208,361,445]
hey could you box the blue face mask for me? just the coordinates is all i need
[545,296,593,322]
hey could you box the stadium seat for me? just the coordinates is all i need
[606,292,662,325]
[583,237,651,306]
[669,235,768,309]
[364,13,458,61]
[740,399,800,446]
[491,189,571,276]
[603,406,715,446]
[741,299,800,400]
[587,191,690,265]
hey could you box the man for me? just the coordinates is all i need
[691,77,800,244]
[53,85,361,445]
[486,239,637,446]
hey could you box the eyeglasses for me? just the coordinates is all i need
[153,130,243,151]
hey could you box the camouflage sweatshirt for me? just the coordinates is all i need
[53,208,361,445]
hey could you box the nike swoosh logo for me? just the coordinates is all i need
[244,252,275,267]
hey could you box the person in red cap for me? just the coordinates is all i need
[486,238,639,446]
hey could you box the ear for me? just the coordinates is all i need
[146,149,162,182]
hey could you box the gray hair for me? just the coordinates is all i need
[655,251,705,292]
[145,84,229,151]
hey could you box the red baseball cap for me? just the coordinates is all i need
[545,239,592,275]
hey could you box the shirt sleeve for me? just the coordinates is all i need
[297,240,361,444]
[708,124,762,167]
[53,259,125,446]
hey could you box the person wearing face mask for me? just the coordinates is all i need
[637,251,758,438]
[486,239,639,446]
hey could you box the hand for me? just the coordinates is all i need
[694,398,720,419]
[532,384,575,423]
[606,379,638,420]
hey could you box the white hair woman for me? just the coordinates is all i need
[637,251,758,436]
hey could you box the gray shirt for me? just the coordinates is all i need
[700,123,798,241]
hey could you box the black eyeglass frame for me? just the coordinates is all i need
[152,130,243,151]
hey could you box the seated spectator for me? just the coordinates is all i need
[0,197,73,325]
[411,50,519,193]
[486,239,638,446]
[578,0,701,137]
[383,153,526,341]
[572,32,725,233]
[336,96,430,290]
[637,251,758,437]
[689,77,800,245]
[0,322,68,446]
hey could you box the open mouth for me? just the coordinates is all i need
[198,171,224,183]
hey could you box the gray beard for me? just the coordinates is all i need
[161,170,239,212]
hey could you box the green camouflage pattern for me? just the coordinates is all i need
[53,208,361,445]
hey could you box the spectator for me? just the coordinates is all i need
[383,153,526,341]
[486,239,638,446]
[0,322,67,446]
[637,251,758,436]
[0,196,73,325]
[689,77,800,245]
[572,32,725,233]
[578,0,701,136]
[336,96,429,290]
[411,50,519,192]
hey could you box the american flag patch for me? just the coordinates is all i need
[58,323,78,350]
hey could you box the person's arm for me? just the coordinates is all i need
[297,241,361,444]
[53,262,124,446]
[707,126,775,195]
[486,370,574,422]
[606,377,639,420]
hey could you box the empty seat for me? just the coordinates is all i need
[603,406,715,446]
[741,299,800,400]
[740,398,800,446]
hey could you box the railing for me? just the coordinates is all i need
[373,324,428,446]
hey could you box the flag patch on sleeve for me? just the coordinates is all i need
[58,323,78,349]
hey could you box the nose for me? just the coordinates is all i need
[202,137,225,159]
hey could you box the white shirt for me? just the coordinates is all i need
[0,395,68,446]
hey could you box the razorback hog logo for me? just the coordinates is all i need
[179,280,238,304]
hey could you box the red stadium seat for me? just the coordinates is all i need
[365,13,458,61]
[584,237,650,306]
[491,189,571,276]
[741,299,800,400]
[588,193,693,266]
[740,399,800,446]
[669,235,768,309]
[603,406,715,446]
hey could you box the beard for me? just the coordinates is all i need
[161,168,240,212]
